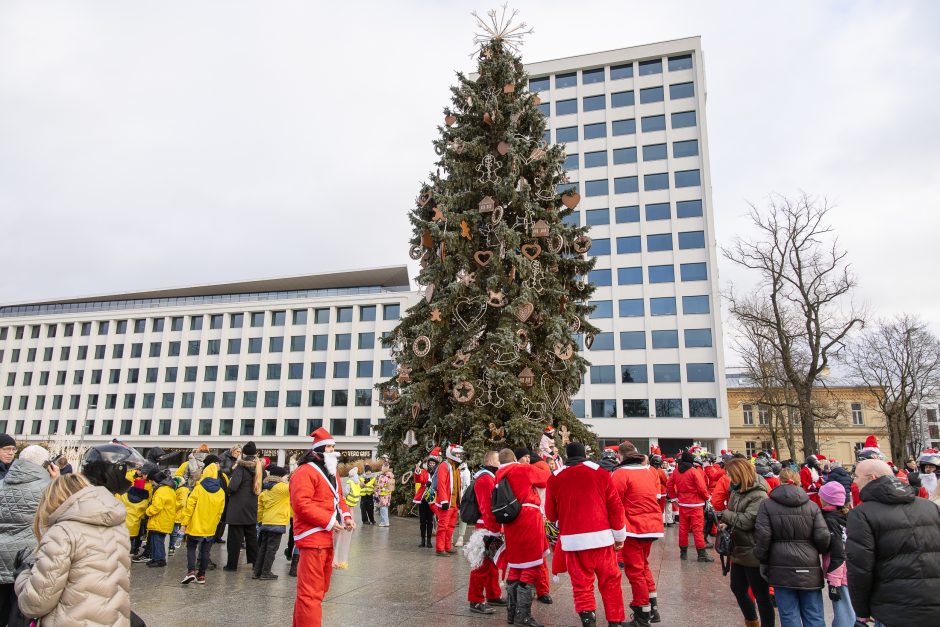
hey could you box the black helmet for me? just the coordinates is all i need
[804,455,819,469]
[602,448,619,461]
[917,452,940,474]
[757,450,772,460]
[649,454,664,468]
[81,443,146,495]
[907,471,923,489]
[754,457,772,478]
[770,460,783,475]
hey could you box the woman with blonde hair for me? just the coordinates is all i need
[15,473,131,625]
[223,441,263,571]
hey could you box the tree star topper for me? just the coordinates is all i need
[471,4,533,54]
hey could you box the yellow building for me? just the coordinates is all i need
[727,382,891,465]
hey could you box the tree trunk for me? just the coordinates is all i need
[886,410,908,465]
[798,390,817,458]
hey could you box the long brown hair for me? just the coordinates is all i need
[34,474,91,541]
[779,468,800,485]
[725,458,756,491]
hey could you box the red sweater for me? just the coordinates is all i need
[704,465,724,491]
[546,461,626,551]
[413,468,431,503]
[290,462,352,548]
[667,466,709,506]
[612,464,664,538]
[472,468,499,532]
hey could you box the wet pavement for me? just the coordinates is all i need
[129,516,827,626]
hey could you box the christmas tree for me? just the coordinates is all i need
[377,8,599,489]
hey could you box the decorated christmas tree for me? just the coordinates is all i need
[377,8,598,488]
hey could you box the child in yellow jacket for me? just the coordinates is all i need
[181,462,225,583]
[136,466,177,567]
[119,478,150,556]
[253,466,290,580]
[169,477,190,556]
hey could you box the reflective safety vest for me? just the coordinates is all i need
[344,478,362,507]
[360,476,376,496]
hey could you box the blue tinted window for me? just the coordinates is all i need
[643,143,667,161]
[645,202,671,220]
[670,82,694,99]
[677,199,703,218]
[543,130,551,144]
[680,262,708,281]
[618,267,643,285]
[616,236,641,254]
[675,169,701,187]
[589,300,613,318]
[612,119,636,135]
[591,366,616,384]
[529,77,549,92]
[380,360,396,377]
[623,399,649,417]
[538,102,550,116]
[556,126,578,143]
[614,176,638,194]
[653,364,681,383]
[583,94,605,111]
[310,362,327,378]
[673,139,699,158]
[590,332,615,350]
[585,179,608,197]
[656,398,683,417]
[644,173,669,191]
[591,399,617,417]
[590,238,611,256]
[684,328,713,347]
[641,115,666,132]
[616,205,640,223]
[639,59,662,76]
[647,233,673,252]
[651,330,679,348]
[640,86,664,103]
[557,182,577,195]
[611,63,633,79]
[619,299,644,317]
[583,68,605,84]
[613,147,637,164]
[556,99,577,116]
[678,230,706,249]
[588,269,612,286]
[562,212,580,226]
[584,150,608,168]
[648,265,675,283]
[682,295,710,314]
[611,91,635,108]
[584,122,606,140]
[650,297,677,316]
[672,111,697,128]
[571,399,585,418]
[556,72,577,88]
[621,365,648,383]
[689,398,717,417]
[585,208,610,224]
[620,332,646,349]
[687,363,715,382]
[668,54,693,71]
[564,154,579,170]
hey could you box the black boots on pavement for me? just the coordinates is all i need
[697,548,714,562]
[578,610,596,627]
[649,596,661,623]
[679,546,688,560]
[514,583,543,627]
[626,605,651,627]
[288,554,299,577]
[506,581,518,624]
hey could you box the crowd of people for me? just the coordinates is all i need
[1,428,939,626]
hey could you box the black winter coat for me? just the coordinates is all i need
[753,483,830,589]
[821,509,846,575]
[225,458,261,525]
[824,466,853,503]
[718,475,768,568]
[846,475,940,627]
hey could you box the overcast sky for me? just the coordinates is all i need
[1,1,938,350]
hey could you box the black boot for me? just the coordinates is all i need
[288,554,299,577]
[679,547,688,560]
[626,605,651,627]
[420,538,427,548]
[578,609,596,627]
[506,581,519,625]
[697,548,714,563]
[260,535,279,578]
[515,583,543,627]
[649,597,661,623]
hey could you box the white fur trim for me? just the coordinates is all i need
[313,438,335,448]
[617,465,651,470]
[583,461,599,470]
[560,528,615,551]
[508,558,544,569]
[612,526,627,542]
[677,502,705,507]
[626,531,664,538]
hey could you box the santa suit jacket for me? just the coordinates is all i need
[612,464,664,539]
[433,460,462,509]
[711,474,731,512]
[800,465,822,495]
[413,468,431,503]
[546,460,626,551]
[472,469,500,532]
[704,465,725,491]
[495,462,549,569]
[652,467,669,501]
[290,461,352,549]
[667,464,710,507]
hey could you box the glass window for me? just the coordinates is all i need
[680,263,708,281]
[115,320,126,334]
[588,269,612,286]
[555,72,577,88]
[675,169,701,187]
[333,361,350,378]
[186,340,199,356]
[614,176,638,194]
[310,362,326,379]
[529,76,549,92]
[563,154,579,170]
[562,211,580,227]
[611,91,634,108]
[210,314,223,329]
[206,339,220,355]
[330,419,347,436]
[267,364,282,380]
[612,119,636,136]
[589,332,614,350]
[201,392,215,408]
[621,364,648,383]
[358,332,374,349]
[582,67,604,84]
[682,295,710,314]
[616,236,641,254]
[640,86,664,104]
[269,336,284,352]
[312,335,327,351]
[687,363,715,382]
[355,389,372,407]
[145,368,157,383]
[161,393,174,409]
[647,233,673,252]
[617,267,642,285]
[309,390,324,407]
[190,316,203,331]
[591,399,617,417]
[668,54,693,71]
[218,419,233,436]
[556,126,578,143]
[650,297,677,316]
[165,367,177,383]
[170,317,183,332]
[245,365,260,380]
[556,99,577,116]
[264,391,279,407]
[241,419,255,436]
[284,419,299,436]
[583,94,605,112]
[360,305,376,322]
[292,309,308,325]
[337,307,353,323]
[315,308,330,324]
[332,390,348,406]
[585,207,609,224]
[684,329,713,347]
[132,320,144,333]
[271,310,286,326]
[97,321,109,335]
[589,300,613,318]
[638,59,662,76]
[672,111,696,128]
[591,365,616,384]
[584,122,606,140]
[590,238,611,256]
[167,341,180,357]
[641,115,666,132]
[380,360,396,377]
[250,312,264,327]
[290,335,305,351]
[623,399,649,418]
[243,391,257,407]
[286,390,301,407]
[648,265,675,283]
[538,102,549,116]
[689,398,717,417]
[612,147,637,165]
[615,205,640,223]
[225,364,239,381]
[642,143,667,161]
[619,299,644,317]
[353,419,371,436]
[383,304,400,320]
[652,330,679,349]
[610,63,633,79]
[852,402,864,425]
[335,333,351,350]
[230,313,244,328]
[677,199,703,218]
[678,230,706,249]
[227,338,241,354]
[543,129,550,144]
[620,331,646,349]
[656,398,683,417]
[653,364,681,383]
[584,151,607,168]
[644,173,669,191]
[673,139,699,158]
[356,361,373,378]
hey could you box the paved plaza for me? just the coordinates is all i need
[129,516,751,626]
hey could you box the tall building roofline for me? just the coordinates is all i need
[524,35,702,73]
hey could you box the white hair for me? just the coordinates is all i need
[18,445,50,467]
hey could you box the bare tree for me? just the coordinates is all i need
[724,193,864,457]
[845,314,940,463]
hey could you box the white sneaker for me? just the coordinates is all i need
[456,538,464,547]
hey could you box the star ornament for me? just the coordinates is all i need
[471,5,534,54]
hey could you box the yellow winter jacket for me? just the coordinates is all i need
[119,487,150,537]
[182,463,226,538]
[257,479,291,526]
[174,486,190,525]
[145,482,178,534]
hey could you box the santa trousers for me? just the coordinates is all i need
[537,561,550,597]
[565,546,625,621]
[292,546,333,627]
[507,564,543,585]
[621,538,656,607]
[468,558,501,603]
[678,507,705,549]
[435,507,457,553]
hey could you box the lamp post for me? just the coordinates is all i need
[78,403,97,452]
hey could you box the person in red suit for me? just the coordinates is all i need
[649,455,669,527]
[289,427,354,627]
[612,441,665,627]
[496,448,550,627]
[517,447,554,605]
[546,441,626,627]
[704,455,725,491]
[754,456,780,493]
[710,465,732,513]
[800,455,823,506]
[432,443,465,556]
[666,450,713,562]
[467,450,506,615]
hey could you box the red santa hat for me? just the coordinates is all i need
[864,435,880,450]
[310,427,335,450]
[720,449,728,455]
[665,457,675,463]
[543,425,555,435]
[428,447,442,461]
[817,454,827,461]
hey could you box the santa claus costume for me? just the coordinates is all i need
[432,444,465,555]
[289,427,353,627]
[666,451,713,562]
[546,442,626,627]
[465,459,505,615]
[800,455,824,507]
[649,455,670,525]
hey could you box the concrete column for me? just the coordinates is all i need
[715,438,728,453]
[277,449,285,465]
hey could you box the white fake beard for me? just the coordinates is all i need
[324,452,339,475]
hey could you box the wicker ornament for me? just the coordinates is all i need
[457,269,476,286]
[572,235,592,254]
[516,328,529,350]
[521,243,542,260]
[515,302,534,322]
[568,315,581,333]
[585,334,596,350]
[561,191,580,209]
[487,290,508,308]
[487,422,506,443]
[424,283,435,303]
[553,343,574,360]
[454,296,487,330]
[452,350,471,367]
[380,387,400,405]
[479,196,496,213]
[409,244,423,260]
[491,205,504,224]
[397,364,412,384]
[413,336,431,357]
[491,341,520,365]
[473,250,494,267]
[453,381,476,403]
[417,191,432,207]
[445,114,456,126]
[531,219,550,238]
[547,232,564,254]
[411,402,420,420]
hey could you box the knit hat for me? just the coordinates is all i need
[819,481,846,507]
[544,425,555,435]
[310,427,335,451]
[0,434,15,449]
[203,454,221,466]
[267,465,288,477]
[513,447,531,461]
[242,441,258,456]
[18,445,49,467]
[565,442,586,458]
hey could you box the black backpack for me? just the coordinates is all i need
[459,476,482,524]
[491,476,522,524]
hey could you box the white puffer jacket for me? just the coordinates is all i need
[15,485,131,626]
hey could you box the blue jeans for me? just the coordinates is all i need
[831,585,856,627]
[378,506,389,525]
[148,531,167,563]
[774,587,825,627]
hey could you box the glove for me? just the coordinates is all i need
[441,503,450,511]
[13,547,35,579]
[828,583,841,602]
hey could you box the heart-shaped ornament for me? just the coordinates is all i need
[473,250,494,267]
[521,243,542,260]
[561,191,581,209]
[411,402,420,420]
[483,112,494,125]
[515,302,534,322]
[445,114,456,126]
[454,297,487,330]
[497,141,511,156]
